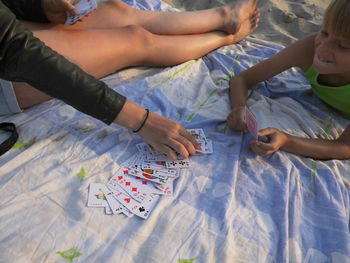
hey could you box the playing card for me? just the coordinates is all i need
[101,188,134,217]
[102,189,124,215]
[141,161,178,177]
[131,164,177,178]
[105,205,113,215]
[127,166,173,185]
[155,180,174,196]
[136,143,156,161]
[104,182,135,217]
[187,128,208,143]
[87,183,109,207]
[65,0,97,25]
[140,193,160,214]
[245,106,258,139]
[109,169,160,202]
[166,159,190,169]
[109,187,157,219]
[196,139,213,154]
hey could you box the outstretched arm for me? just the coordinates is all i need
[0,2,196,159]
[250,125,350,160]
[227,34,316,131]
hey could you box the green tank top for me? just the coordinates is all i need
[305,67,350,119]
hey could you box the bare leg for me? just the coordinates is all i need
[14,7,259,109]
[23,0,259,35]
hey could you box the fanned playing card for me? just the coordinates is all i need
[65,0,97,25]
[140,161,178,177]
[109,169,161,202]
[155,180,174,196]
[166,159,190,169]
[127,166,172,185]
[109,188,158,219]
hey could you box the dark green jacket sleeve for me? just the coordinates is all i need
[0,1,126,124]
[2,0,49,22]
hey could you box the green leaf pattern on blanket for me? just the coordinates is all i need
[186,88,221,122]
[76,167,86,182]
[145,61,195,94]
[223,123,229,134]
[320,118,334,140]
[225,50,258,80]
[178,256,199,263]
[12,141,28,150]
[225,53,242,80]
[56,247,82,263]
[186,50,259,122]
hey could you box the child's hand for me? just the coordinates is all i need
[227,106,248,132]
[250,128,289,157]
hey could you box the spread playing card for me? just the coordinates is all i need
[187,128,208,142]
[244,106,258,139]
[87,183,109,207]
[155,180,174,196]
[127,166,172,185]
[65,0,97,25]
[196,139,213,154]
[166,159,190,169]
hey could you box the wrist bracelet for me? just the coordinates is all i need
[133,109,150,133]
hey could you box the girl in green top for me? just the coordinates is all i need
[227,0,350,160]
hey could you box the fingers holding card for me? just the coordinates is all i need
[65,0,97,25]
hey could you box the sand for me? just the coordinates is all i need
[164,0,330,46]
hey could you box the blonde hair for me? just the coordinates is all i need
[324,0,350,40]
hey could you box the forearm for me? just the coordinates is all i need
[282,134,350,160]
[113,101,147,131]
[229,75,249,109]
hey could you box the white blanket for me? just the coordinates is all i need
[0,1,349,262]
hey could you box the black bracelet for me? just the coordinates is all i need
[133,109,150,133]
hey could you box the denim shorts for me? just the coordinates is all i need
[0,79,22,116]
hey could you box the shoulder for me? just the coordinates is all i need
[284,34,316,71]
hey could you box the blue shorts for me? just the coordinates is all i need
[0,79,22,116]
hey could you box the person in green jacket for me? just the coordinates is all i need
[227,0,350,160]
[0,0,259,159]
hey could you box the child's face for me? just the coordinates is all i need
[313,27,350,76]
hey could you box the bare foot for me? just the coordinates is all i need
[220,0,259,34]
[227,9,260,44]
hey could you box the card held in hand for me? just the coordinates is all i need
[244,106,258,139]
[65,0,97,25]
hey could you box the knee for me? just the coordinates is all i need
[123,25,155,47]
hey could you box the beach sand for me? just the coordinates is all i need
[164,0,329,46]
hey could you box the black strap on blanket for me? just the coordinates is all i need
[0,122,18,156]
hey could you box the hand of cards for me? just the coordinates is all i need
[65,0,97,25]
[87,128,213,219]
